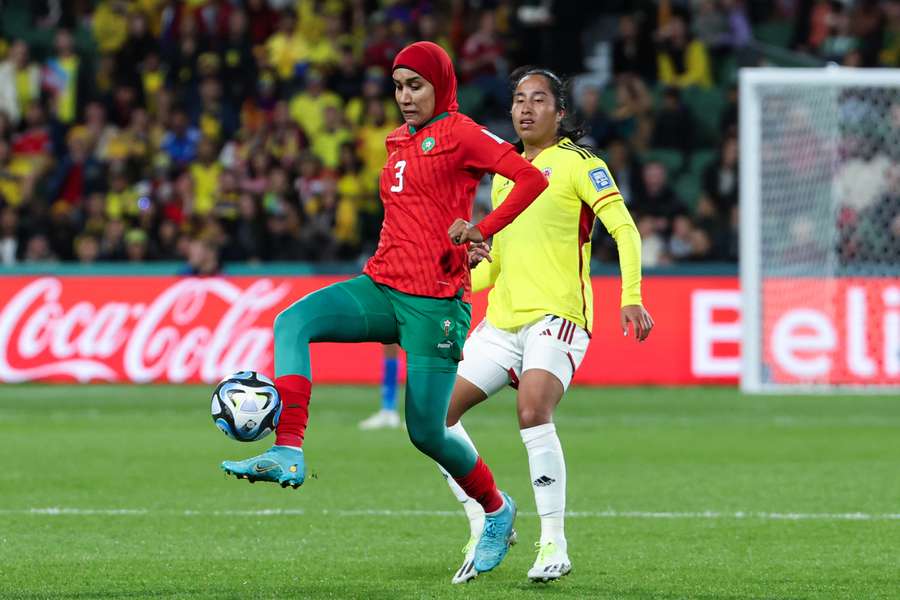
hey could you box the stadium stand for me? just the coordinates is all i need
[0,0,896,270]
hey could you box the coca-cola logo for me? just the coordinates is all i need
[0,278,291,383]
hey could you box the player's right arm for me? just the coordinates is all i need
[448,124,547,244]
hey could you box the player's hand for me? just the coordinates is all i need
[468,242,492,268]
[621,305,654,342]
[449,219,484,245]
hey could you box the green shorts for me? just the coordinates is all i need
[339,275,471,368]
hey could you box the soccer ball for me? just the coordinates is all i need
[211,371,281,442]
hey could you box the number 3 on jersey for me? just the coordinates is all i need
[390,160,407,192]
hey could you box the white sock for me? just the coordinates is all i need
[521,423,566,551]
[438,422,484,538]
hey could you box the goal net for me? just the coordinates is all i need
[740,68,900,392]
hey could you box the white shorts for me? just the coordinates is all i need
[458,315,590,396]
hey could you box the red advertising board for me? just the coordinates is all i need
[762,278,900,385]
[0,275,744,385]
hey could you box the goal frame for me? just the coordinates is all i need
[739,67,900,394]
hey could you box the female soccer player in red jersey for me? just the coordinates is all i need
[221,42,548,575]
[437,67,653,583]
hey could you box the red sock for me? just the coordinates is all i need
[454,457,504,513]
[274,374,311,447]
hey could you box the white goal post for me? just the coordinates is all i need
[740,67,900,393]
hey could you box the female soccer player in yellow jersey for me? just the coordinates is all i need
[438,67,654,584]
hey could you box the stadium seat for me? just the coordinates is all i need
[674,172,703,211]
[681,87,725,146]
[715,54,739,87]
[457,85,486,117]
[689,150,717,177]
[641,148,684,174]
[754,21,793,48]
[600,85,618,113]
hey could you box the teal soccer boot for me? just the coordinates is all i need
[221,446,305,489]
[473,492,517,573]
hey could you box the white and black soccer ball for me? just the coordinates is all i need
[211,371,281,442]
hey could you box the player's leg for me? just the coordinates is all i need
[359,344,401,430]
[403,357,516,575]
[222,276,399,486]
[439,321,520,583]
[518,315,589,582]
[439,380,490,584]
[385,288,517,575]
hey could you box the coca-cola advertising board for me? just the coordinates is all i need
[0,275,743,385]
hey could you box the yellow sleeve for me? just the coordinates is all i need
[571,157,640,307]
[656,42,712,88]
[572,155,625,213]
[683,41,713,88]
[471,175,505,292]
[657,52,675,86]
[470,245,500,293]
[597,200,642,307]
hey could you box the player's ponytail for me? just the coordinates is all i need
[509,66,586,151]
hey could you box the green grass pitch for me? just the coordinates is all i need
[2,384,898,599]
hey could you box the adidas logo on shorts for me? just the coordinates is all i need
[539,329,553,336]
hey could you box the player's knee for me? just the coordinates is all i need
[274,298,317,343]
[406,422,442,458]
[517,405,552,429]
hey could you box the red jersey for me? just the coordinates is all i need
[364,112,516,300]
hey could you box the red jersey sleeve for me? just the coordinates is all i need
[475,152,548,239]
[455,119,517,173]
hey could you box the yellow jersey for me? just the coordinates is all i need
[190,162,222,216]
[473,138,642,334]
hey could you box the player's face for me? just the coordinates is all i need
[512,75,561,146]
[393,68,436,128]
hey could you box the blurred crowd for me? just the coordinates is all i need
[0,0,898,271]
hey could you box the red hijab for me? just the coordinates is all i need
[392,41,459,116]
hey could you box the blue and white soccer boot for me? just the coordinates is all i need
[221,445,305,489]
[473,491,517,573]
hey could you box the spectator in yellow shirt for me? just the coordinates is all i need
[356,98,396,185]
[91,0,129,54]
[141,52,165,117]
[266,101,305,164]
[289,70,343,139]
[189,138,222,217]
[656,14,713,89]
[311,106,352,170]
[305,14,341,71]
[44,30,87,124]
[105,168,138,220]
[0,138,35,207]
[344,67,399,127]
[334,142,366,253]
[266,9,310,81]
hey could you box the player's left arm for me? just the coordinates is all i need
[448,125,547,245]
[576,157,654,342]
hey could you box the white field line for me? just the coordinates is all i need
[1,507,899,521]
